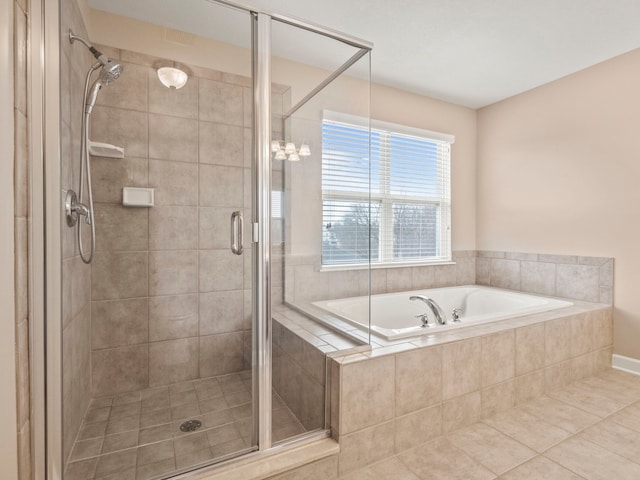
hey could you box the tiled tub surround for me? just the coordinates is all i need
[476,251,613,305]
[327,301,613,475]
[88,44,287,398]
[64,371,306,480]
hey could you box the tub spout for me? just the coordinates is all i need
[410,295,447,325]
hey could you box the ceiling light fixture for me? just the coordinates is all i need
[154,61,191,90]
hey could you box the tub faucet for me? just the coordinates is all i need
[410,295,447,326]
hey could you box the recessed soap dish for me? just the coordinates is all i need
[123,187,154,207]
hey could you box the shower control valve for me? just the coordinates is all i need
[65,190,91,227]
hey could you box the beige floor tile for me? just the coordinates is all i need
[545,436,640,480]
[397,437,496,480]
[520,396,599,433]
[135,458,176,480]
[578,419,640,465]
[340,457,420,480]
[484,407,573,452]
[548,382,629,417]
[609,401,640,433]
[95,447,137,478]
[498,456,585,479]
[447,423,535,475]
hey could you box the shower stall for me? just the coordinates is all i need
[47,0,372,478]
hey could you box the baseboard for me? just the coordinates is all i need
[612,354,640,376]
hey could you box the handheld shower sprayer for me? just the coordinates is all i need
[65,30,124,264]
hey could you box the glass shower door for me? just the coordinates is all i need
[59,1,259,477]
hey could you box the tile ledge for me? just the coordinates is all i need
[181,436,339,480]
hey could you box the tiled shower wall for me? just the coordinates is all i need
[13,0,30,476]
[88,46,285,397]
[61,0,94,464]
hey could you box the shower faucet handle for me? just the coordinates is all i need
[64,190,91,227]
[452,308,464,322]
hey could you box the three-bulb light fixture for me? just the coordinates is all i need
[271,140,311,161]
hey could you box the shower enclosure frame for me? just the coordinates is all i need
[31,0,373,478]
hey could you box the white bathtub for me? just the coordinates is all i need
[312,285,573,340]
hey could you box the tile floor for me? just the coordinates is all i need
[65,370,306,480]
[340,368,640,480]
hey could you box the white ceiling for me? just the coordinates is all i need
[87,0,640,108]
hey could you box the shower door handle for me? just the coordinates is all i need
[230,211,244,255]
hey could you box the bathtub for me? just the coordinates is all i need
[312,285,573,340]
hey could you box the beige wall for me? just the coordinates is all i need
[477,48,640,359]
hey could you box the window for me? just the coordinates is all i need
[321,112,454,267]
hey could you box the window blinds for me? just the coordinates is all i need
[321,112,453,266]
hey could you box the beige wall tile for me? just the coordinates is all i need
[300,374,325,430]
[92,252,148,300]
[482,330,515,386]
[592,309,613,350]
[481,379,515,418]
[199,121,244,167]
[149,250,198,296]
[199,249,244,292]
[338,421,395,476]
[199,290,244,335]
[395,404,442,453]
[199,332,244,377]
[515,323,545,375]
[556,264,600,302]
[544,360,574,393]
[149,338,199,386]
[432,264,457,287]
[199,164,244,207]
[91,298,149,349]
[544,318,572,366]
[490,258,520,290]
[455,258,476,285]
[515,370,545,405]
[386,267,414,293]
[148,159,198,207]
[442,391,481,434]
[340,356,395,434]
[149,206,198,250]
[199,78,243,126]
[149,294,198,342]
[442,338,481,400]
[96,62,148,112]
[149,114,198,163]
[90,106,148,157]
[92,156,148,204]
[199,207,236,250]
[149,71,198,119]
[475,257,491,285]
[520,261,555,296]
[395,346,442,416]
[94,204,148,252]
[411,266,435,289]
[92,345,149,397]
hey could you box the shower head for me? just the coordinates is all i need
[99,60,123,85]
[85,61,124,114]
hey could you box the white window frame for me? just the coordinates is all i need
[321,111,454,269]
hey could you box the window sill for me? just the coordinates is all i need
[319,260,456,273]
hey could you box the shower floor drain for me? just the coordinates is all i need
[180,420,202,432]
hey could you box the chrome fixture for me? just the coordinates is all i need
[410,295,447,326]
[230,211,244,255]
[452,308,464,322]
[66,30,123,264]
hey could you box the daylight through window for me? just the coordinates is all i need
[321,112,454,267]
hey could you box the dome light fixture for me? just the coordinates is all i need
[154,61,191,90]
